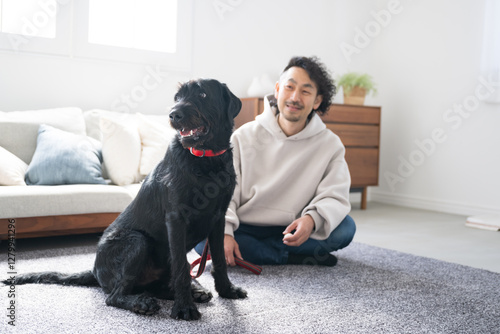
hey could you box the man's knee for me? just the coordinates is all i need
[328,215,356,250]
[342,215,356,237]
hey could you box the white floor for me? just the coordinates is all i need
[349,201,500,273]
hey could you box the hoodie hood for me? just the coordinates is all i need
[256,94,326,141]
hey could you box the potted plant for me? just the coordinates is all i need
[337,72,377,105]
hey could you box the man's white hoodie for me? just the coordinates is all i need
[225,95,351,240]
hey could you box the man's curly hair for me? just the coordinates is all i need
[281,56,336,116]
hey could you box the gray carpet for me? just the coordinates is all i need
[1,235,499,334]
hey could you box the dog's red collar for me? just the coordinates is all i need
[189,147,227,157]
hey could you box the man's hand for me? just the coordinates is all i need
[224,234,243,266]
[282,215,315,247]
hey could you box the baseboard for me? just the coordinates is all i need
[369,189,500,217]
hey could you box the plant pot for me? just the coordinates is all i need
[343,86,366,105]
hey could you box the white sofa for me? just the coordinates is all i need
[0,107,176,239]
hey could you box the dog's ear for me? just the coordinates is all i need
[174,81,187,102]
[222,84,242,119]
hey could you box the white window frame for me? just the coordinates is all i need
[72,0,193,71]
[0,0,72,56]
[0,0,193,71]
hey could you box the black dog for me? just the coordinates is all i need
[5,79,246,320]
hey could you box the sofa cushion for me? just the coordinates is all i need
[84,109,137,141]
[0,184,140,219]
[0,107,86,164]
[136,113,176,176]
[0,146,28,186]
[25,125,106,185]
[100,116,142,186]
[83,109,174,177]
[83,109,171,141]
[0,107,86,133]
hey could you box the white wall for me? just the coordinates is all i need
[189,0,353,96]
[365,0,500,216]
[0,0,498,216]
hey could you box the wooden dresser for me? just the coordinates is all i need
[236,98,381,209]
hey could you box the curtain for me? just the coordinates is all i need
[481,0,500,103]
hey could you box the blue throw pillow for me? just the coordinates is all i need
[25,124,106,185]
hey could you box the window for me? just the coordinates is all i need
[0,0,71,55]
[73,0,192,70]
[0,0,193,71]
[0,0,57,38]
[88,0,177,54]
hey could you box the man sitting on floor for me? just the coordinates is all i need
[196,56,356,266]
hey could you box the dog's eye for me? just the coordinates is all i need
[200,92,207,99]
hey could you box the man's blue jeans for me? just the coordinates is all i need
[194,215,356,265]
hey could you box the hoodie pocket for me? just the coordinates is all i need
[239,205,296,225]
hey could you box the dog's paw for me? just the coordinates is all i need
[133,295,160,316]
[191,280,213,303]
[218,285,247,299]
[170,302,201,321]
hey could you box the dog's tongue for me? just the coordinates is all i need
[180,129,192,136]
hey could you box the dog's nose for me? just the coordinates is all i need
[169,110,183,122]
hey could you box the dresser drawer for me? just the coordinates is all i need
[236,98,264,129]
[322,104,380,125]
[326,123,379,147]
[345,148,379,187]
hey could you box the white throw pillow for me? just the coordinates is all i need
[0,146,28,186]
[100,116,142,186]
[136,113,177,176]
[84,109,138,141]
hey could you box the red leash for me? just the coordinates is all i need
[190,242,262,278]
[233,257,263,275]
[190,241,211,279]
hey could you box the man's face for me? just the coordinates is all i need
[274,67,323,124]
